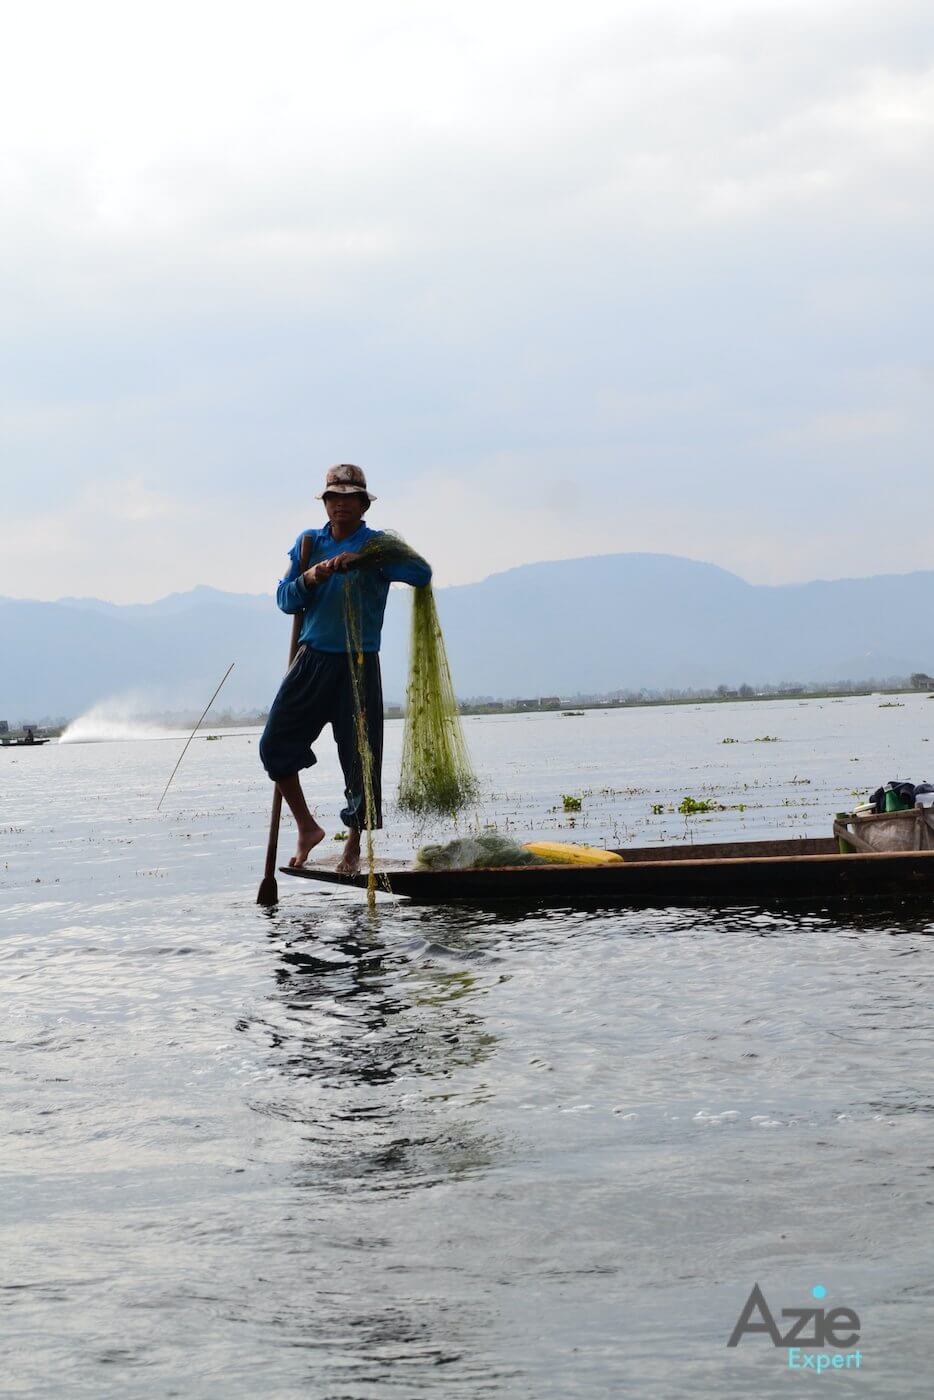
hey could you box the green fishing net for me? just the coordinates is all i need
[398,585,478,819]
[351,533,478,822]
[338,532,479,903]
[416,833,545,870]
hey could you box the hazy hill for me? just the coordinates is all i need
[2,553,933,721]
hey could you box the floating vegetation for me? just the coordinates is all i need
[879,702,905,708]
[562,794,583,812]
[333,831,348,841]
[562,710,585,717]
[721,735,781,745]
[651,803,666,815]
[679,796,721,815]
[677,794,750,815]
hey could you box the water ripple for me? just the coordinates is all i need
[3,705,934,1395]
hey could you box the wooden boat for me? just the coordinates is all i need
[281,835,934,906]
[0,737,51,748]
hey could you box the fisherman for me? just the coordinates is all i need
[259,464,431,874]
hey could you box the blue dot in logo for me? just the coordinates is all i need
[812,1285,827,1300]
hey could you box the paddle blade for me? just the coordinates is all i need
[256,875,279,907]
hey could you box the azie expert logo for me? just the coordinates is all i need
[727,1282,863,1374]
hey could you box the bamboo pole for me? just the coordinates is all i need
[256,534,312,906]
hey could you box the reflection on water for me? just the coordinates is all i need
[249,908,501,1196]
[228,905,509,1392]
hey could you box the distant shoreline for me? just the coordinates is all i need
[453,684,934,718]
[19,682,933,739]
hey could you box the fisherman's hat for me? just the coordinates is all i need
[316,463,376,501]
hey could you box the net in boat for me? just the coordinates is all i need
[415,833,545,870]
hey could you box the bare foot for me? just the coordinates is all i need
[335,829,361,875]
[288,820,326,867]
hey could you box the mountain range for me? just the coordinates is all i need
[2,553,933,722]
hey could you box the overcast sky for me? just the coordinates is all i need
[1,0,932,602]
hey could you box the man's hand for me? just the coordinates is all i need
[329,551,361,572]
[302,552,361,586]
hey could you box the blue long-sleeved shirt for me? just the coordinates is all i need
[276,522,432,653]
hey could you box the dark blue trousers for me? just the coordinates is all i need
[259,646,383,831]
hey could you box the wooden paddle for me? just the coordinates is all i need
[257,533,312,906]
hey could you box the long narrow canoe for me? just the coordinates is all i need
[281,836,934,906]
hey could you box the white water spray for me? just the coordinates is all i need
[60,696,177,744]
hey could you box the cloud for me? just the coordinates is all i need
[1,1,933,601]
[791,409,904,445]
[0,477,188,599]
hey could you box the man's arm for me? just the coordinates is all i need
[277,536,362,613]
[379,554,432,588]
[276,533,319,614]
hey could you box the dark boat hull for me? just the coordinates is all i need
[281,837,934,906]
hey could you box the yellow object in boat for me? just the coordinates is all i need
[523,841,624,866]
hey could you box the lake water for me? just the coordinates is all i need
[2,695,933,1397]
